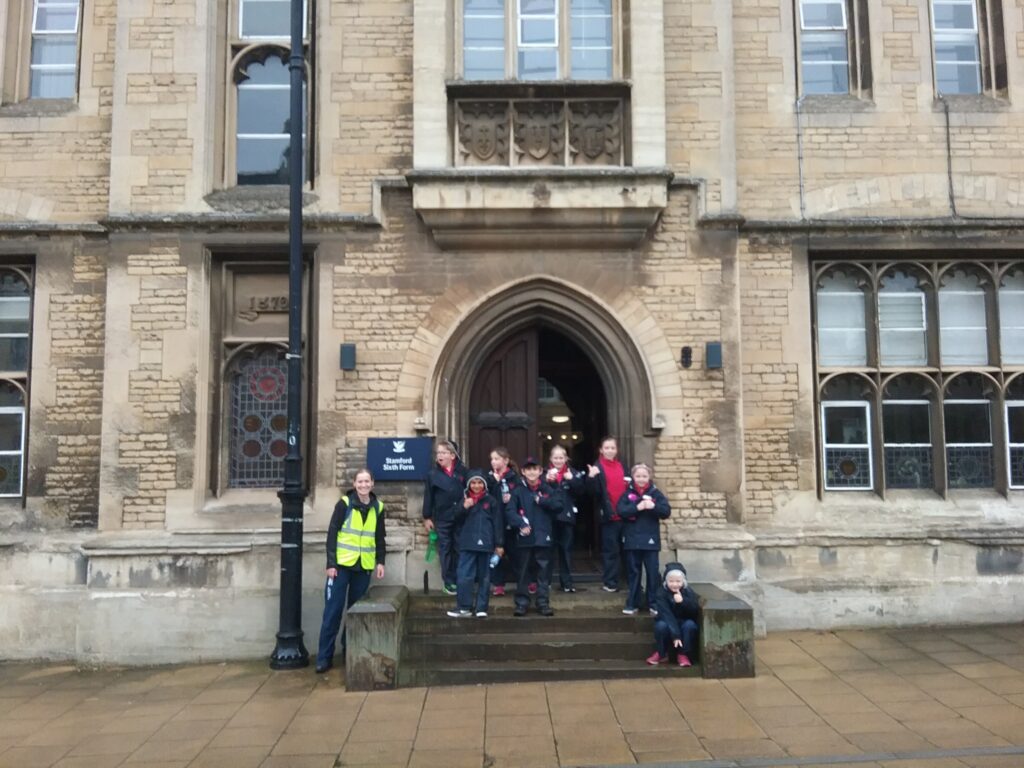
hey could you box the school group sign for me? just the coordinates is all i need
[365,437,434,481]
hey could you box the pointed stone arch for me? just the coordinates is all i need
[397,276,680,464]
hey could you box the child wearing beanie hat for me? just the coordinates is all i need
[646,561,700,667]
[446,470,504,618]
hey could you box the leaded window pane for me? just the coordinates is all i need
[0,455,23,496]
[822,403,872,490]
[1008,404,1024,488]
[883,402,933,489]
[228,350,288,489]
[570,4,612,80]
[944,401,992,488]
[29,0,79,99]
[934,39,981,94]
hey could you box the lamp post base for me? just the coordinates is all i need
[270,632,309,670]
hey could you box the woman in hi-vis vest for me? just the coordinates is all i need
[315,468,386,674]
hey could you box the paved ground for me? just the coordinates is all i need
[2,626,1024,768]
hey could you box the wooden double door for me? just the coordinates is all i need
[467,329,538,471]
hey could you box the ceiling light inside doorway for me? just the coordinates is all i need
[551,415,569,423]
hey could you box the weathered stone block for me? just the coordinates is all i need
[694,582,755,679]
[345,585,409,691]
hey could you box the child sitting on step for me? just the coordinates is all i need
[646,562,699,667]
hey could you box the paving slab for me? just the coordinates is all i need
[1,626,1024,768]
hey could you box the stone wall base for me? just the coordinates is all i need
[2,528,1023,664]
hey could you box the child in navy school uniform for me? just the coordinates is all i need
[647,562,700,667]
[545,444,585,593]
[506,456,561,617]
[485,447,519,597]
[616,463,671,616]
[447,470,504,618]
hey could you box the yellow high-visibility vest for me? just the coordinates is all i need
[336,496,381,570]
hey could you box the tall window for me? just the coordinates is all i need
[939,269,988,365]
[999,270,1024,364]
[883,400,933,489]
[931,0,981,94]
[29,0,81,99]
[821,400,873,490]
[813,258,1023,495]
[1008,392,1024,490]
[0,269,31,499]
[816,270,867,366]
[227,348,288,488]
[879,271,928,367]
[462,0,617,80]
[930,0,1006,96]
[227,0,311,186]
[797,0,871,96]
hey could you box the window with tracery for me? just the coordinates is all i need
[813,257,1023,496]
[226,0,311,186]
[0,268,31,498]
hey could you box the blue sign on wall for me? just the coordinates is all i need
[366,437,434,481]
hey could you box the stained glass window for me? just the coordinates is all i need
[0,382,25,497]
[822,401,873,490]
[228,348,288,488]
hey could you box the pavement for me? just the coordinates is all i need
[2,626,1024,768]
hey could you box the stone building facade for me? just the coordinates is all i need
[1,0,1024,662]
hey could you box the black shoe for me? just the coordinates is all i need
[539,605,554,616]
[513,605,527,617]
[315,662,332,674]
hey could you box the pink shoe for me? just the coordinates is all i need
[677,654,692,668]
[646,651,668,665]
[528,582,538,595]
[492,585,505,597]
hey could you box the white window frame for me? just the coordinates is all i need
[1007,400,1024,490]
[944,398,992,449]
[29,0,81,99]
[0,403,26,498]
[821,400,874,491]
[799,0,850,96]
[816,288,867,366]
[238,0,308,41]
[878,291,928,366]
[931,0,982,95]
[939,286,988,365]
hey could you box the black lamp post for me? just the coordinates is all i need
[269,0,309,670]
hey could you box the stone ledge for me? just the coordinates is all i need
[407,167,672,249]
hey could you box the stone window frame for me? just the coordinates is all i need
[221,0,315,190]
[795,0,872,99]
[456,0,626,81]
[927,0,1007,98]
[0,265,33,500]
[1,0,83,105]
[812,257,1024,499]
[208,257,313,498]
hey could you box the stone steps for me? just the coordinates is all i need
[398,589,700,686]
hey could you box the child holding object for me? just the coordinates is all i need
[617,463,671,616]
[447,470,504,618]
[546,444,585,593]
[507,456,560,617]
[647,562,700,667]
[485,447,519,597]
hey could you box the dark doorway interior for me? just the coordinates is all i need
[538,326,607,565]
[468,325,607,569]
